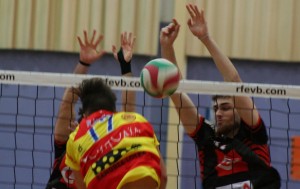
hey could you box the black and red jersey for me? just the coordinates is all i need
[46,141,76,189]
[189,116,279,188]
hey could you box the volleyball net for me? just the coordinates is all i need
[0,70,300,189]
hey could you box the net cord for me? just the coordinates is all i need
[0,69,299,99]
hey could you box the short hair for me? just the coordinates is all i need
[76,78,117,116]
[212,95,232,102]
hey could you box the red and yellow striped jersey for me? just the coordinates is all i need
[65,110,161,189]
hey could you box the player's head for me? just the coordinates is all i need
[76,78,117,117]
[212,95,240,136]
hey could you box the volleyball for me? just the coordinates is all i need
[140,58,180,98]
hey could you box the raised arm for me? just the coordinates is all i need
[112,32,136,112]
[186,4,259,126]
[160,19,200,134]
[54,30,105,142]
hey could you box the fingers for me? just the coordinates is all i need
[127,32,136,47]
[163,23,174,34]
[161,27,169,35]
[186,4,195,18]
[121,32,125,46]
[172,19,180,32]
[128,32,132,45]
[78,29,105,58]
[93,34,104,47]
[200,9,206,23]
[77,36,84,47]
[112,45,117,54]
[187,18,193,28]
[83,30,89,45]
[186,3,202,20]
[161,19,180,36]
[90,30,96,44]
[121,32,128,46]
[112,45,119,61]
[131,35,136,48]
[80,30,104,48]
[190,4,200,17]
[121,31,135,47]
[172,18,179,26]
[121,32,126,45]
[194,5,201,17]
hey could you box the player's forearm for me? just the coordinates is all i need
[200,36,241,82]
[121,72,136,112]
[54,62,84,142]
[170,93,199,134]
[159,154,167,189]
[59,87,78,116]
[74,171,87,189]
[73,62,90,74]
[161,45,183,80]
[60,61,88,111]
[54,89,77,142]
[160,179,167,189]
[161,45,177,66]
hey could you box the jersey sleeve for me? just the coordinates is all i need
[65,134,80,171]
[54,140,66,159]
[153,134,160,146]
[189,117,215,147]
[242,116,268,144]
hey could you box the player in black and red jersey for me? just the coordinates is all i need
[160,3,280,189]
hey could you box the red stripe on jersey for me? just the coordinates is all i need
[198,151,205,179]
[189,117,204,137]
[87,152,161,189]
[80,122,154,176]
[249,144,270,165]
[215,149,249,177]
[249,116,263,132]
[59,155,76,188]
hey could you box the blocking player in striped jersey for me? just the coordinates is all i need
[159,3,280,189]
[64,33,167,188]
[46,30,105,189]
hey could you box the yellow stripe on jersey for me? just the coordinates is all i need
[117,166,160,189]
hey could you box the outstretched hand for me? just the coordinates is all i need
[186,4,208,40]
[77,30,105,65]
[160,19,180,46]
[112,32,136,62]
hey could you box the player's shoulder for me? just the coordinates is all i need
[67,126,80,141]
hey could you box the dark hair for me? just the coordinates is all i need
[212,95,232,102]
[76,78,117,116]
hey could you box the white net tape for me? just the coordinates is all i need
[0,69,299,99]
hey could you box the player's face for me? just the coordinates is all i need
[213,97,240,135]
